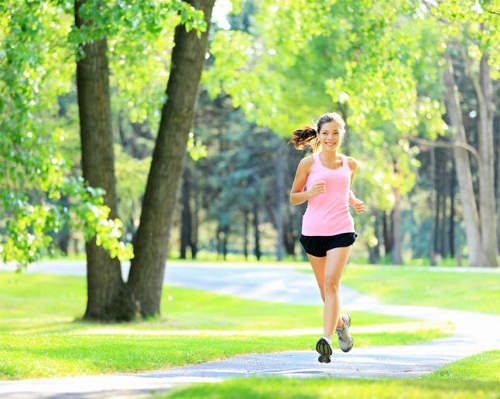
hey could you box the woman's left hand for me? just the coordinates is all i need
[352,198,364,214]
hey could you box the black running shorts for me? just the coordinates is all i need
[300,232,357,257]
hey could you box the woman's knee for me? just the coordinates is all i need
[323,278,340,296]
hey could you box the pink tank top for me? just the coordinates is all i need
[301,153,354,236]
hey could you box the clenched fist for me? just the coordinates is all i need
[309,181,327,197]
[351,198,364,214]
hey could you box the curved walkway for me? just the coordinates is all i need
[1,261,499,399]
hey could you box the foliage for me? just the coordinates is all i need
[428,0,500,74]
[0,2,134,268]
[0,0,210,268]
[203,0,499,264]
[189,92,291,257]
[114,145,151,239]
[203,0,448,257]
[0,0,498,267]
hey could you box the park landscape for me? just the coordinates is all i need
[1,0,499,398]
[0,261,499,398]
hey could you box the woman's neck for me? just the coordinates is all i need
[320,149,339,161]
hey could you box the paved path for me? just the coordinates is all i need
[1,261,499,399]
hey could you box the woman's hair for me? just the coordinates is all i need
[289,112,346,150]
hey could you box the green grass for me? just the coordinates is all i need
[153,378,499,399]
[0,335,302,379]
[341,265,500,314]
[0,331,449,380]
[153,351,500,399]
[0,272,410,333]
[1,264,497,399]
[428,350,500,382]
[0,271,448,379]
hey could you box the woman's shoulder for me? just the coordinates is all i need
[343,155,358,171]
[297,154,315,173]
[299,153,316,166]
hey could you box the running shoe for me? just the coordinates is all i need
[336,314,354,352]
[315,337,333,363]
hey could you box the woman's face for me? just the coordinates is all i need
[317,121,343,151]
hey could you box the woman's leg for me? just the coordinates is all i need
[322,246,352,340]
[308,254,333,363]
[307,254,327,303]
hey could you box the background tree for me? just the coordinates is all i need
[204,0,498,266]
[432,0,499,266]
[205,0,442,265]
[2,0,498,297]
[75,0,134,320]
[190,92,282,260]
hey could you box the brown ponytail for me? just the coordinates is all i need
[289,126,318,150]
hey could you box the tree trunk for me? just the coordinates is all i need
[439,189,446,258]
[253,202,261,261]
[368,213,381,264]
[180,163,192,259]
[283,211,296,257]
[432,189,441,264]
[475,53,498,266]
[243,208,249,260]
[496,115,500,252]
[127,0,215,317]
[429,146,436,264]
[222,226,229,260]
[75,0,134,321]
[444,51,498,266]
[192,188,199,259]
[449,161,456,259]
[443,54,486,266]
[392,187,402,265]
[216,224,229,260]
[275,143,284,261]
[383,211,393,256]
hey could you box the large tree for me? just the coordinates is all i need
[443,50,498,266]
[127,0,216,317]
[75,0,133,320]
[73,0,215,319]
[431,0,499,266]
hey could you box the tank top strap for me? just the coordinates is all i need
[311,152,321,169]
[341,154,349,171]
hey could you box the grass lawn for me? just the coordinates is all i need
[153,350,500,399]
[341,265,500,314]
[0,271,448,379]
[1,263,498,399]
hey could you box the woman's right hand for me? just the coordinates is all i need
[308,181,326,198]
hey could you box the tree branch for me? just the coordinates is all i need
[409,136,480,160]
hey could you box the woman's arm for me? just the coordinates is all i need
[289,156,325,205]
[347,156,364,214]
